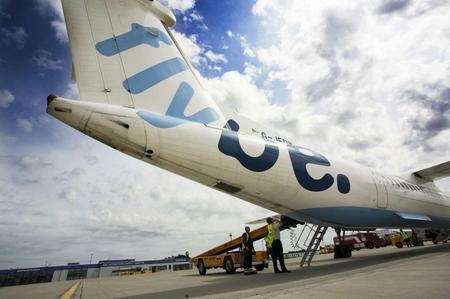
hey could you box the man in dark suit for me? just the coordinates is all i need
[242,226,256,275]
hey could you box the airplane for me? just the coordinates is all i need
[47,0,450,259]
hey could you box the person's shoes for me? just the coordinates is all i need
[281,269,291,273]
[274,269,281,274]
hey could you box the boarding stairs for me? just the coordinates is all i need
[291,223,328,267]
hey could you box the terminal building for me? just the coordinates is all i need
[0,255,191,287]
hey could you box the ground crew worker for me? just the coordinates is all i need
[265,217,290,273]
[242,226,256,275]
[401,229,412,247]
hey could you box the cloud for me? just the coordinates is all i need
[0,0,10,19]
[35,0,68,43]
[0,136,270,268]
[63,82,79,99]
[172,30,228,69]
[0,26,27,49]
[182,10,208,30]
[238,35,256,58]
[16,118,33,133]
[172,31,203,65]
[17,155,52,170]
[378,0,411,14]
[248,0,450,172]
[0,89,14,108]
[402,86,450,151]
[31,49,64,71]
[188,10,203,22]
[161,0,195,12]
[204,50,228,64]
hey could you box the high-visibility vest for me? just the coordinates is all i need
[265,224,275,247]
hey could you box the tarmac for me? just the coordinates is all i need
[1,243,449,299]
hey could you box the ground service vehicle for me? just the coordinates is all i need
[333,235,365,251]
[390,233,406,248]
[319,245,335,254]
[358,232,383,249]
[192,216,302,275]
[191,225,270,275]
[334,232,382,250]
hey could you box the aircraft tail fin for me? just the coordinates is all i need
[412,161,450,182]
[62,0,222,125]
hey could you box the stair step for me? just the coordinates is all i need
[300,225,328,267]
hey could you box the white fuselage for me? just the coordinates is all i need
[47,98,450,230]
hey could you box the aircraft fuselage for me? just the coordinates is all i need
[47,98,450,230]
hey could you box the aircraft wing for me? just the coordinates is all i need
[413,161,450,181]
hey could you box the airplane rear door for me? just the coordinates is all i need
[372,172,388,208]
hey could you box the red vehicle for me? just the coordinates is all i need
[334,232,382,250]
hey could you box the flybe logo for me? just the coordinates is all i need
[137,82,219,128]
[218,120,350,194]
[95,23,173,56]
[95,23,187,95]
[95,23,219,127]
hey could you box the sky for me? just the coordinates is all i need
[0,0,449,268]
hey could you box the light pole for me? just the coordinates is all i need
[89,253,94,264]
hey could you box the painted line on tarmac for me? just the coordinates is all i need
[60,281,80,299]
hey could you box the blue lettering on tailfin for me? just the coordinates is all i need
[95,23,172,56]
[137,82,219,128]
[123,57,187,94]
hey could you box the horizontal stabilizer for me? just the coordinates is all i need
[395,212,431,221]
[413,161,450,181]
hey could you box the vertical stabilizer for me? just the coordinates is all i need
[62,0,223,126]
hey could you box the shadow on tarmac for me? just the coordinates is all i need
[124,243,450,299]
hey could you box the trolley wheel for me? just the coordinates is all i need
[395,242,404,248]
[334,244,351,259]
[344,245,352,258]
[254,264,265,271]
[224,257,236,274]
[198,260,206,275]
